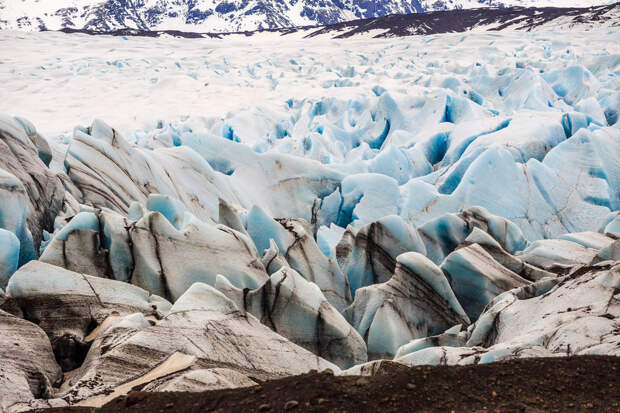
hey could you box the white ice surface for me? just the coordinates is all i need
[0,29,617,140]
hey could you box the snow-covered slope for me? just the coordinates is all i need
[0,0,615,32]
[305,4,620,39]
[49,4,620,40]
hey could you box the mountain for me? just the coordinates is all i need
[307,3,620,38]
[56,3,620,39]
[0,0,615,32]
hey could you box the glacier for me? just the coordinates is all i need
[0,25,619,410]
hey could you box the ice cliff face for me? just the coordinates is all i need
[0,0,614,32]
[0,24,619,411]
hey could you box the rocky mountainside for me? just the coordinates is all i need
[57,3,620,39]
[0,0,615,32]
[306,3,620,38]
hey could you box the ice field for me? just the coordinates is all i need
[0,28,617,139]
[0,26,619,410]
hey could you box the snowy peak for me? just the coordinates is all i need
[2,0,353,32]
[0,0,615,32]
[308,3,620,38]
[53,3,620,39]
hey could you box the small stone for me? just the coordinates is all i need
[47,399,69,408]
[406,383,416,390]
[259,403,271,411]
[317,398,327,404]
[284,400,299,410]
[355,377,370,386]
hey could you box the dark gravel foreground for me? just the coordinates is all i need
[45,356,619,413]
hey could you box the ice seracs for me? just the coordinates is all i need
[215,266,367,369]
[344,252,470,359]
[336,215,426,297]
[0,25,619,408]
[66,119,237,223]
[0,310,63,412]
[401,127,620,242]
[247,206,352,311]
[0,229,20,289]
[0,115,65,269]
[39,194,269,302]
[440,242,530,320]
[6,261,171,371]
[516,238,602,274]
[393,262,620,366]
[61,282,337,404]
[417,207,528,265]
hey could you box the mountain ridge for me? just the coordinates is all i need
[0,0,615,32]
[52,3,620,40]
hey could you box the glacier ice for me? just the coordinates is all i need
[317,223,346,258]
[604,212,620,234]
[344,252,469,359]
[39,194,269,301]
[215,266,367,369]
[59,282,337,404]
[141,368,257,393]
[559,231,617,251]
[339,173,400,228]
[0,115,65,268]
[337,215,426,297]
[516,239,601,273]
[440,243,530,320]
[0,309,62,412]
[247,206,352,311]
[392,262,620,365]
[0,28,619,407]
[6,260,171,370]
[0,229,20,289]
[417,207,528,265]
[596,239,620,263]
